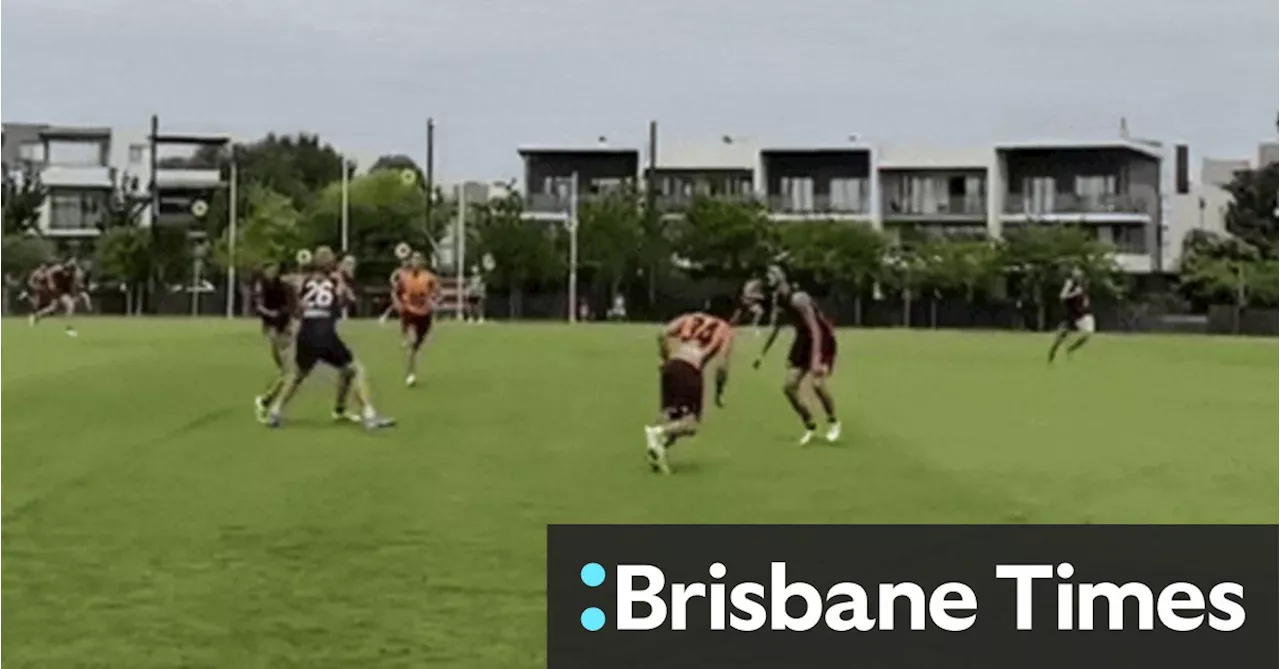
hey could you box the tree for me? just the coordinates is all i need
[302,170,437,281]
[670,197,777,279]
[469,191,563,317]
[1179,229,1253,304]
[211,184,304,274]
[3,166,48,235]
[2,235,55,277]
[1222,163,1278,258]
[578,188,643,297]
[95,226,152,287]
[369,154,425,185]
[228,133,350,210]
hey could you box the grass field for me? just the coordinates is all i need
[2,318,1276,667]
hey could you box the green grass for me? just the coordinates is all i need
[2,319,1275,667]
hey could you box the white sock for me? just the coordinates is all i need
[362,405,376,420]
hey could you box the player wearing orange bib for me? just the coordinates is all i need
[644,310,735,474]
[392,250,439,387]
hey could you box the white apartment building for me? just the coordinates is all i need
[518,137,1174,273]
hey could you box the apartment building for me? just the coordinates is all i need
[1,121,229,239]
[517,137,1167,273]
[1165,140,1279,268]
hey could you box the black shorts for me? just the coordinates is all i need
[262,314,291,335]
[787,326,837,373]
[295,328,353,373]
[660,359,704,421]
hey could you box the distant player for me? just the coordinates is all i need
[730,277,770,336]
[252,261,295,419]
[31,258,81,336]
[379,245,413,326]
[392,250,439,386]
[263,246,395,430]
[754,267,840,445]
[1048,268,1094,363]
[644,310,735,474]
[25,262,55,318]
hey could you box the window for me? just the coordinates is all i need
[1021,177,1056,214]
[128,144,146,165]
[829,178,868,212]
[46,141,102,166]
[48,191,106,230]
[18,142,45,163]
[1110,225,1147,254]
[780,177,814,211]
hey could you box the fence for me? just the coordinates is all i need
[6,286,1276,337]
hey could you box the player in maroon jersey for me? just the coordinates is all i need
[1048,268,1095,363]
[754,266,840,445]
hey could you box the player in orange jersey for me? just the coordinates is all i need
[391,250,439,387]
[644,310,735,474]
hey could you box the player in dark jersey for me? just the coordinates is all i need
[753,266,840,445]
[262,246,395,430]
[252,261,295,419]
[729,277,771,336]
[31,258,81,336]
[24,262,55,320]
[1048,268,1095,363]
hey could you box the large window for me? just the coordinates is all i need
[829,178,868,212]
[1021,176,1056,213]
[779,177,814,211]
[18,142,45,163]
[48,191,106,230]
[46,140,103,166]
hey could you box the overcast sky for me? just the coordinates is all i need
[2,0,1276,181]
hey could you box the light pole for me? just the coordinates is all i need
[225,159,238,318]
[567,172,579,323]
[455,184,467,320]
[340,157,350,253]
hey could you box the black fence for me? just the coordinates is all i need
[5,286,1276,338]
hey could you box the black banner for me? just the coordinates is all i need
[547,525,1276,668]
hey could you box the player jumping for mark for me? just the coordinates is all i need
[645,309,734,474]
[1048,268,1094,363]
[263,246,395,430]
[753,267,840,445]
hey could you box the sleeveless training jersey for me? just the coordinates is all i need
[664,312,734,369]
[297,272,344,334]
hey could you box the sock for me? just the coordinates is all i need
[362,405,376,420]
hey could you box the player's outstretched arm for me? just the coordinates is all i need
[714,336,733,406]
[754,321,782,368]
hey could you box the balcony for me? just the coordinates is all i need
[766,194,870,216]
[40,165,113,189]
[1003,193,1150,217]
[525,193,573,215]
[884,195,987,218]
[154,168,222,188]
[653,192,757,213]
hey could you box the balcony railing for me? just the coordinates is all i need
[653,192,758,212]
[525,193,572,213]
[766,195,870,215]
[884,196,987,217]
[1003,193,1149,215]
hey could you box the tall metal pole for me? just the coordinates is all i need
[340,157,350,252]
[148,114,159,314]
[225,160,238,318]
[425,118,435,235]
[568,172,579,323]
[455,184,466,320]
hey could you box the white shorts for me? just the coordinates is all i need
[1073,315,1096,333]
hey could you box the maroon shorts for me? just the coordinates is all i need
[787,325,837,374]
[660,359,704,421]
[401,311,433,348]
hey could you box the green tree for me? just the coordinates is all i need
[95,226,152,287]
[369,154,425,185]
[578,188,643,297]
[2,235,55,277]
[303,170,437,280]
[670,197,777,279]
[469,191,563,317]
[1222,163,1278,258]
[222,134,349,211]
[211,184,304,274]
[3,166,48,235]
[1172,227,1254,305]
